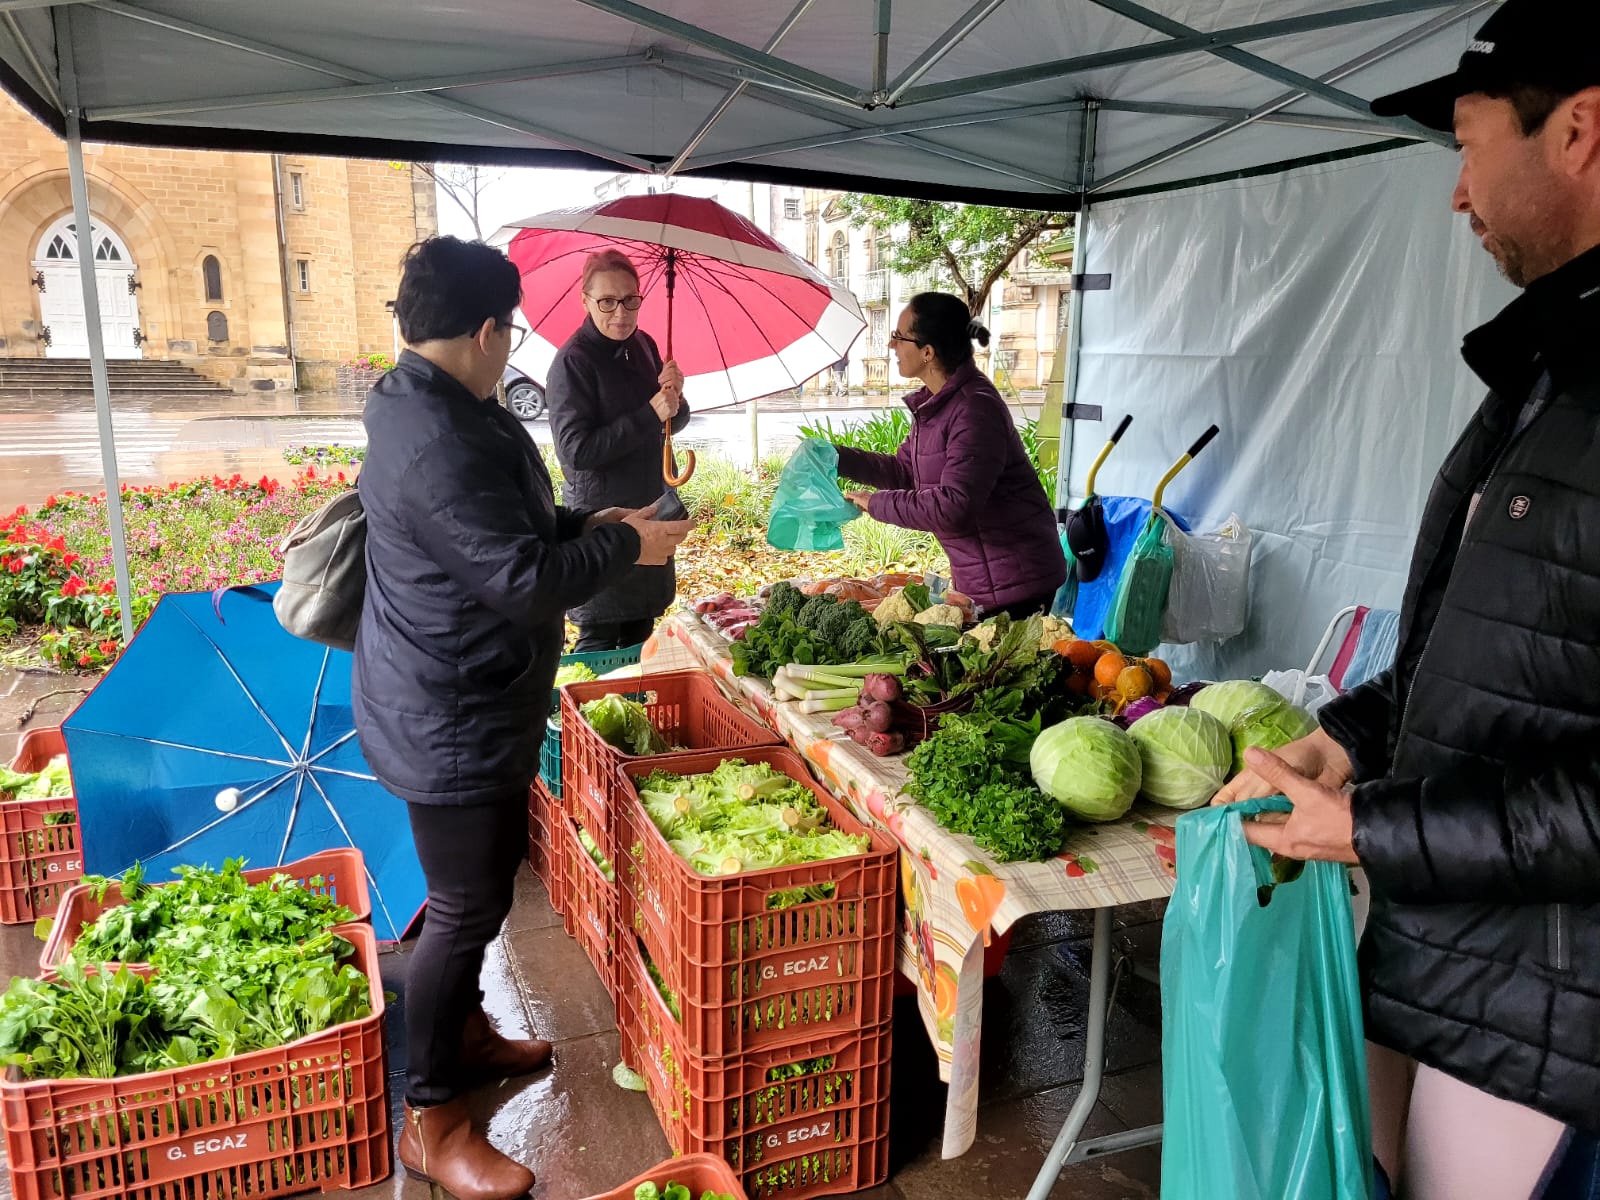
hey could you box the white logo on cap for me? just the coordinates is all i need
[1468,38,1496,54]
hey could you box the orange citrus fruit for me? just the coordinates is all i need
[1093,652,1128,689]
[1065,639,1101,670]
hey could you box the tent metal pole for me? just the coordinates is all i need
[882,0,1008,106]
[683,98,1084,172]
[1,11,60,110]
[1092,0,1489,194]
[896,0,1462,107]
[55,5,134,641]
[872,0,891,96]
[663,0,819,178]
[1056,101,1097,511]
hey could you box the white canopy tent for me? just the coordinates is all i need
[1,5,1503,1186]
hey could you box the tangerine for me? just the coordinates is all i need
[1146,657,1173,689]
[1065,639,1101,670]
[1093,652,1128,689]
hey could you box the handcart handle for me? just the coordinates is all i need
[1084,414,1133,498]
[1152,424,1220,510]
[1186,424,1220,459]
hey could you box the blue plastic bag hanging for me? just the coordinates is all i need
[1161,798,1373,1200]
[766,438,862,552]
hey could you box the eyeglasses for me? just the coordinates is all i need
[888,330,923,347]
[587,293,645,313]
[500,321,531,354]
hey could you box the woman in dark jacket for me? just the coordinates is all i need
[354,237,691,1200]
[546,249,692,651]
[838,292,1066,617]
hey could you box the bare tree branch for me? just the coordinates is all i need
[416,163,506,241]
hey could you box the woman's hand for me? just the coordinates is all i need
[584,500,658,533]
[658,359,684,394]
[1212,726,1353,805]
[844,490,873,512]
[649,386,682,422]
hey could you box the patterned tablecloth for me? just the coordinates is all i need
[638,612,1178,1158]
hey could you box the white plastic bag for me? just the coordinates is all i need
[1260,669,1339,714]
[1159,513,1253,644]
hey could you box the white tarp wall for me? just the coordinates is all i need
[1067,143,1517,681]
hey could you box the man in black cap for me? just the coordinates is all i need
[1216,1,1600,1195]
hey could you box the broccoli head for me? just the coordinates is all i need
[796,594,838,630]
[839,619,881,661]
[765,581,806,619]
[814,598,868,643]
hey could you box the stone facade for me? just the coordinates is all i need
[0,92,435,392]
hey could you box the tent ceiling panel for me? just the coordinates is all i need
[0,0,1498,206]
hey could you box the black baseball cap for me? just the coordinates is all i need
[1371,0,1600,133]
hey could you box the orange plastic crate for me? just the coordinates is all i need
[1,923,390,1200]
[616,935,890,1200]
[558,670,783,863]
[527,779,565,915]
[39,847,372,976]
[560,813,616,990]
[616,748,897,1059]
[581,1153,747,1200]
[0,728,83,926]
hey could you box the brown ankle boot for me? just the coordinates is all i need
[398,1099,534,1200]
[459,1007,553,1083]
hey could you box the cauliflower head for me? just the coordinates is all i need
[913,604,965,628]
[873,588,922,627]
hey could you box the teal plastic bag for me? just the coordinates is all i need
[766,438,861,552]
[1105,510,1173,654]
[1051,525,1078,618]
[1161,798,1372,1200]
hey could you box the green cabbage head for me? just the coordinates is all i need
[1190,680,1317,774]
[1030,717,1142,822]
[1128,707,1231,809]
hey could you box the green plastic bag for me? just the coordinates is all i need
[1161,797,1372,1200]
[766,438,861,552]
[1104,510,1173,654]
[1051,525,1078,618]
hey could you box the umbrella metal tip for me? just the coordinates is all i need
[215,787,242,813]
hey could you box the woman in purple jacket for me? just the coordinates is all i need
[838,292,1066,617]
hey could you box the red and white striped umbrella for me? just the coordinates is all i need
[491,193,865,411]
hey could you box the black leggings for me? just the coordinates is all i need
[404,793,528,1107]
[574,618,655,653]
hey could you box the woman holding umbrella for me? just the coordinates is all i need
[839,291,1066,618]
[546,249,692,651]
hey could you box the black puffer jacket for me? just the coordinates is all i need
[353,351,638,807]
[546,318,691,627]
[1318,244,1600,1132]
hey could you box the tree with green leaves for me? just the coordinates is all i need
[836,195,1069,315]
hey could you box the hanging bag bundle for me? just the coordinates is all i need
[1159,511,1253,644]
[1105,425,1218,654]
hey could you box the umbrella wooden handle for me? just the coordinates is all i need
[663,427,696,486]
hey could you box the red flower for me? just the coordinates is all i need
[336,471,347,482]
[6,559,22,575]
[62,552,80,568]
[43,495,57,508]
[98,639,119,655]
[47,536,66,554]
[98,580,116,595]
[77,653,91,668]
[60,574,88,598]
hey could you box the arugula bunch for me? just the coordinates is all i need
[70,857,354,967]
[904,709,1066,862]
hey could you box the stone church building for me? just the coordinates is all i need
[0,92,435,392]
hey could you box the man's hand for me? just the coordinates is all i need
[1233,747,1359,864]
[844,490,873,512]
[584,501,658,534]
[658,359,684,394]
[649,385,682,422]
[1212,726,1353,806]
[625,511,695,566]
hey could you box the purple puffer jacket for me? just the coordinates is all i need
[835,361,1066,612]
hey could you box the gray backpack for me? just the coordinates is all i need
[274,488,366,651]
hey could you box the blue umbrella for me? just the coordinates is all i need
[61,583,424,941]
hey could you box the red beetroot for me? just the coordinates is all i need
[833,707,867,732]
[860,673,902,703]
[864,730,906,757]
[861,700,893,733]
